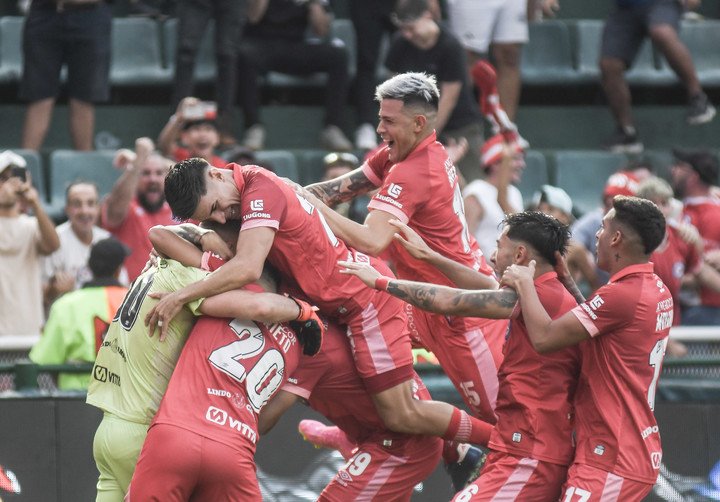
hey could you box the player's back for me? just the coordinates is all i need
[153,316,302,455]
[86,259,207,423]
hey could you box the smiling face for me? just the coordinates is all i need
[137,155,169,211]
[377,99,424,163]
[181,123,219,158]
[65,183,99,237]
[189,169,242,224]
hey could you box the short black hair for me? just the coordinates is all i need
[503,211,570,266]
[612,195,665,254]
[164,157,209,220]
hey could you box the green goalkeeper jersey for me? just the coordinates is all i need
[86,259,208,424]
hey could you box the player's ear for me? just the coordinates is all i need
[414,113,427,132]
[514,244,527,264]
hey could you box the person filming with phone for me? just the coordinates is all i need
[158,97,226,167]
[0,150,60,337]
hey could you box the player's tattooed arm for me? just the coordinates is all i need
[385,281,517,319]
[305,168,375,207]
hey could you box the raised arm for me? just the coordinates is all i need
[104,138,154,228]
[338,260,515,319]
[15,174,59,255]
[501,261,589,353]
[304,167,375,208]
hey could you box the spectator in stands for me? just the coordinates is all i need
[321,152,369,223]
[348,0,440,150]
[0,153,60,337]
[444,0,542,121]
[30,238,129,390]
[671,148,720,325]
[600,0,716,153]
[157,97,226,166]
[237,0,353,152]
[19,0,112,151]
[43,181,127,310]
[532,184,573,226]
[463,134,525,258]
[171,0,246,145]
[102,138,175,281]
[387,0,485,182]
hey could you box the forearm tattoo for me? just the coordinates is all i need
[306,170,375,207]
[387,280,517,316]
[387,282,438,311]
[451,288,518,312]
[173,223,207,245]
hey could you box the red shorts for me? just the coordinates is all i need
[453,451,568,501]
[319,434,443,502]
[343,289,414,394]
[408,305,506,422]
[559,463,654,502]
[128,423,261,501]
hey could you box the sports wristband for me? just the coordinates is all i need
[374,276,391,291]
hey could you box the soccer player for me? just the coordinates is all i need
[501,196,672,501]
[259,322,443,501]
[303,71,506,423]
[87,222,320,500]
[340,211,583,500]
[154,156,494,453]
[128,309,310,499]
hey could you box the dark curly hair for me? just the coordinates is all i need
[164,157,209,220]
[503,211,570,266]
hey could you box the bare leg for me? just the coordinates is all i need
[648,24,701,97]
[491,43,523,121]
[600,56,634,128]
[69,98,94,151]
[21,98,55,151]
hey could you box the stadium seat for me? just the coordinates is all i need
[163,19,216,83]
[0,16,23,83]
[295,149,331,186]
[522,21,580,85]
[677,20,720,86]
[517,150,550,207]
[265,19,357,89]
[111,18,171,86]
[255,150,299,182]
[47,150,120,220]
[552,150,628,216]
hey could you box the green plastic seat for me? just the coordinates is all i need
[255,150,299,182]
[111,18,171,86]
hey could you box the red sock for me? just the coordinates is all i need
[442,408,492,447]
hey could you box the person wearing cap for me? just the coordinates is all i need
[29,238,129,390]
[385,0,485,183]
[157,97,226,167]
[671,148,720,326]
[463,134,525,258]
[103,137,176,281]
[321,152,370,223]
[43,180,128,310]
[0,151,60,337]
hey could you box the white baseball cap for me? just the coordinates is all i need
[0,150,27,175]
[534,184,573,217]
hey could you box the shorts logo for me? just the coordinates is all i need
[388,183,402,198]
[593,444,605,456]
[512,432,522,443]
[94,365,107,382]
[206,406,228,425]
[651,451,662,469]
[337,469,353,486]
[250,199,264,211]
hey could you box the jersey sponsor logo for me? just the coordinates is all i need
[374,193,403,209]
[589,295,604,310]
[641,425,659,439]
[207,388,232,397]
[656,311,673,331]
[250,199,264,211]
[205,406,257,444]
[388,183,402,198]
[444,158,457,187]
[580,303,597,321]
[656,298,673,313]
[100,338,127,363]
[512,432,522,443]
[593,444,605,456]
[651,451,662,469]
[287,377,298,384]
[243,211,272,221]
[656,279,666,293]
[93,365,121,386]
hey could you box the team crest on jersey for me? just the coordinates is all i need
[250,199,264,211]
[388,183,402,198]
[651,451,662,469]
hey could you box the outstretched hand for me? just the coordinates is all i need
[144,291,184,341]
[500,260,536,290]
[390,219,435,262]
[338,260,383,288]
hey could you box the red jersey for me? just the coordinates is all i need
[152,316,301,456]
[231,164,388,317]
[362,133,494,287]
[489,273,581,466]
[682,197,720,307]
[173,146,226,168]
[651,225,701,324]
[283,323,431,445]
[570,263,673,484]
[101,198,175,281]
